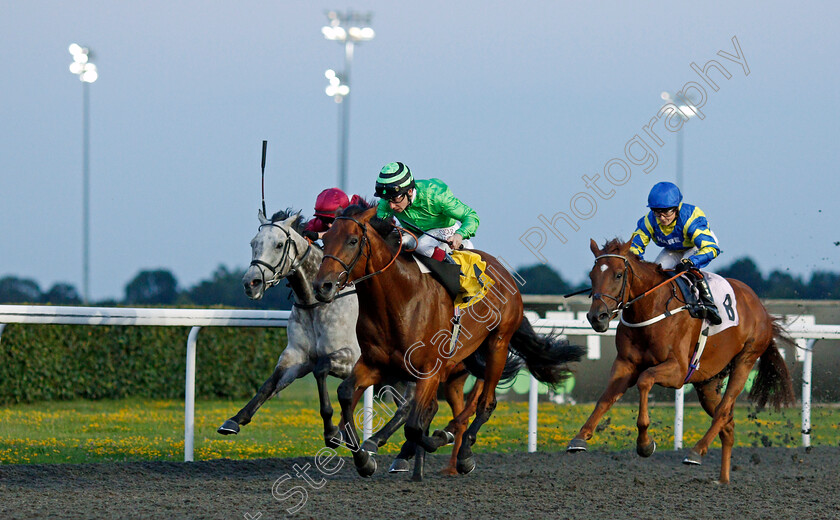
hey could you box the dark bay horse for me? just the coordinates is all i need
[219,208,483,478]
[567,238,795,483]
[313,206,584,477]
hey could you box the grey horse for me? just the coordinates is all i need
[217,209,360,447]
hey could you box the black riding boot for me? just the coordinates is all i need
[694,276,722,325]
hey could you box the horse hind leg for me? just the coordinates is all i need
[692,377,735,484]
[218,357,307,435]
[690,354,758,484]
[456,341,509,474]
[442,376,483,476]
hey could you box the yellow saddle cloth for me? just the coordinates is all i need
[451,250,495,310]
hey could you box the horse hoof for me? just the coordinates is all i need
[637,440,656,458]
[566,438,588,452]
[682,449,703,466]
[217,420,240,435]
[357,454,377,478]
[324,427,342,449]
[389,458,411,474]
[432,429,456,445]
[360,439,379,454]
[456,456,476,475]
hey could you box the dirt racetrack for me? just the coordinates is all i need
[2,446,838,519]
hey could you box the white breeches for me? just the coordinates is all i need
[653,231,718,270]
[415,222,474,257]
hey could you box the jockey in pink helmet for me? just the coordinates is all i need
[304,188,363,240]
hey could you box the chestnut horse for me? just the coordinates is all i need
[567,238,795,483]
[313,206,584,477]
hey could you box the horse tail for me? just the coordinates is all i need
[463,349,525,385]
[749,321,796,411]
[509,316,586,386]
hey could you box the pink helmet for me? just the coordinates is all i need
[313,188,350,218]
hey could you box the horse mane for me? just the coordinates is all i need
[340,200,402,250]
[600,237,667,278]
[269,208,308,235]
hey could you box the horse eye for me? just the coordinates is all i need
[348,237,359,246]
[616,272,623,279]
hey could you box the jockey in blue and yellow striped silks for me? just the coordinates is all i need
[629,203,720,269]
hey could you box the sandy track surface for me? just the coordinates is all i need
[1,447,838,519]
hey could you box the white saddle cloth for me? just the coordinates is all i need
[701,271,739,336]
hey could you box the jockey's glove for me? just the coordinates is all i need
[674,258,694,274]
[302,230,320,241]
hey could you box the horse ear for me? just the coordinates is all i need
[589,238,601,257]
[258,209,270,225]
[283,213,301,227]
[620,239,633,255]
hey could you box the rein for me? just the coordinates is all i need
[593,253,689,327]
[322,215,404,289]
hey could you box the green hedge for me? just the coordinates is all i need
[0,324,287,404]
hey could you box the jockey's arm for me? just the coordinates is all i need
[629,215,654,259]
[434,184,479,240]
[684,208,720,269]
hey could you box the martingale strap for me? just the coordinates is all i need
[684,326,710,383]
[619,305,689,328]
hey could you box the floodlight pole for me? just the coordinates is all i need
[338,40,354,192]
[69,43,98,304]
[82,80,91,304]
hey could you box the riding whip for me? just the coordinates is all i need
[260,140,268,217]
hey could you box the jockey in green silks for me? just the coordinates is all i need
[375,162,479,262]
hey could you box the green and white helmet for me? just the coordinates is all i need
[375,162,415,199]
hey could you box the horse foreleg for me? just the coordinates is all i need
[218,354,308,435]
[404,376,443,454]
[314,348,357,448]
[336,363,381,477]
[568,358,638,451]
[362,383,416,454]
[634,358,683,458]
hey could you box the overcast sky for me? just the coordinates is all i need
[2,1,838,301]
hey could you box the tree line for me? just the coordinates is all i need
[0,256,838,307]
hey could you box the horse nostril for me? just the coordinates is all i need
[250,279,261,287]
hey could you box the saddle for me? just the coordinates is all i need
[413,250,495,309]
[414,254,461,299]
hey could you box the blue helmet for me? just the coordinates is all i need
[647,182,683,209]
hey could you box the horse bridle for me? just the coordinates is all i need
[322,215,403,289]
[591,254,636,319]
[250,222,312,289]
